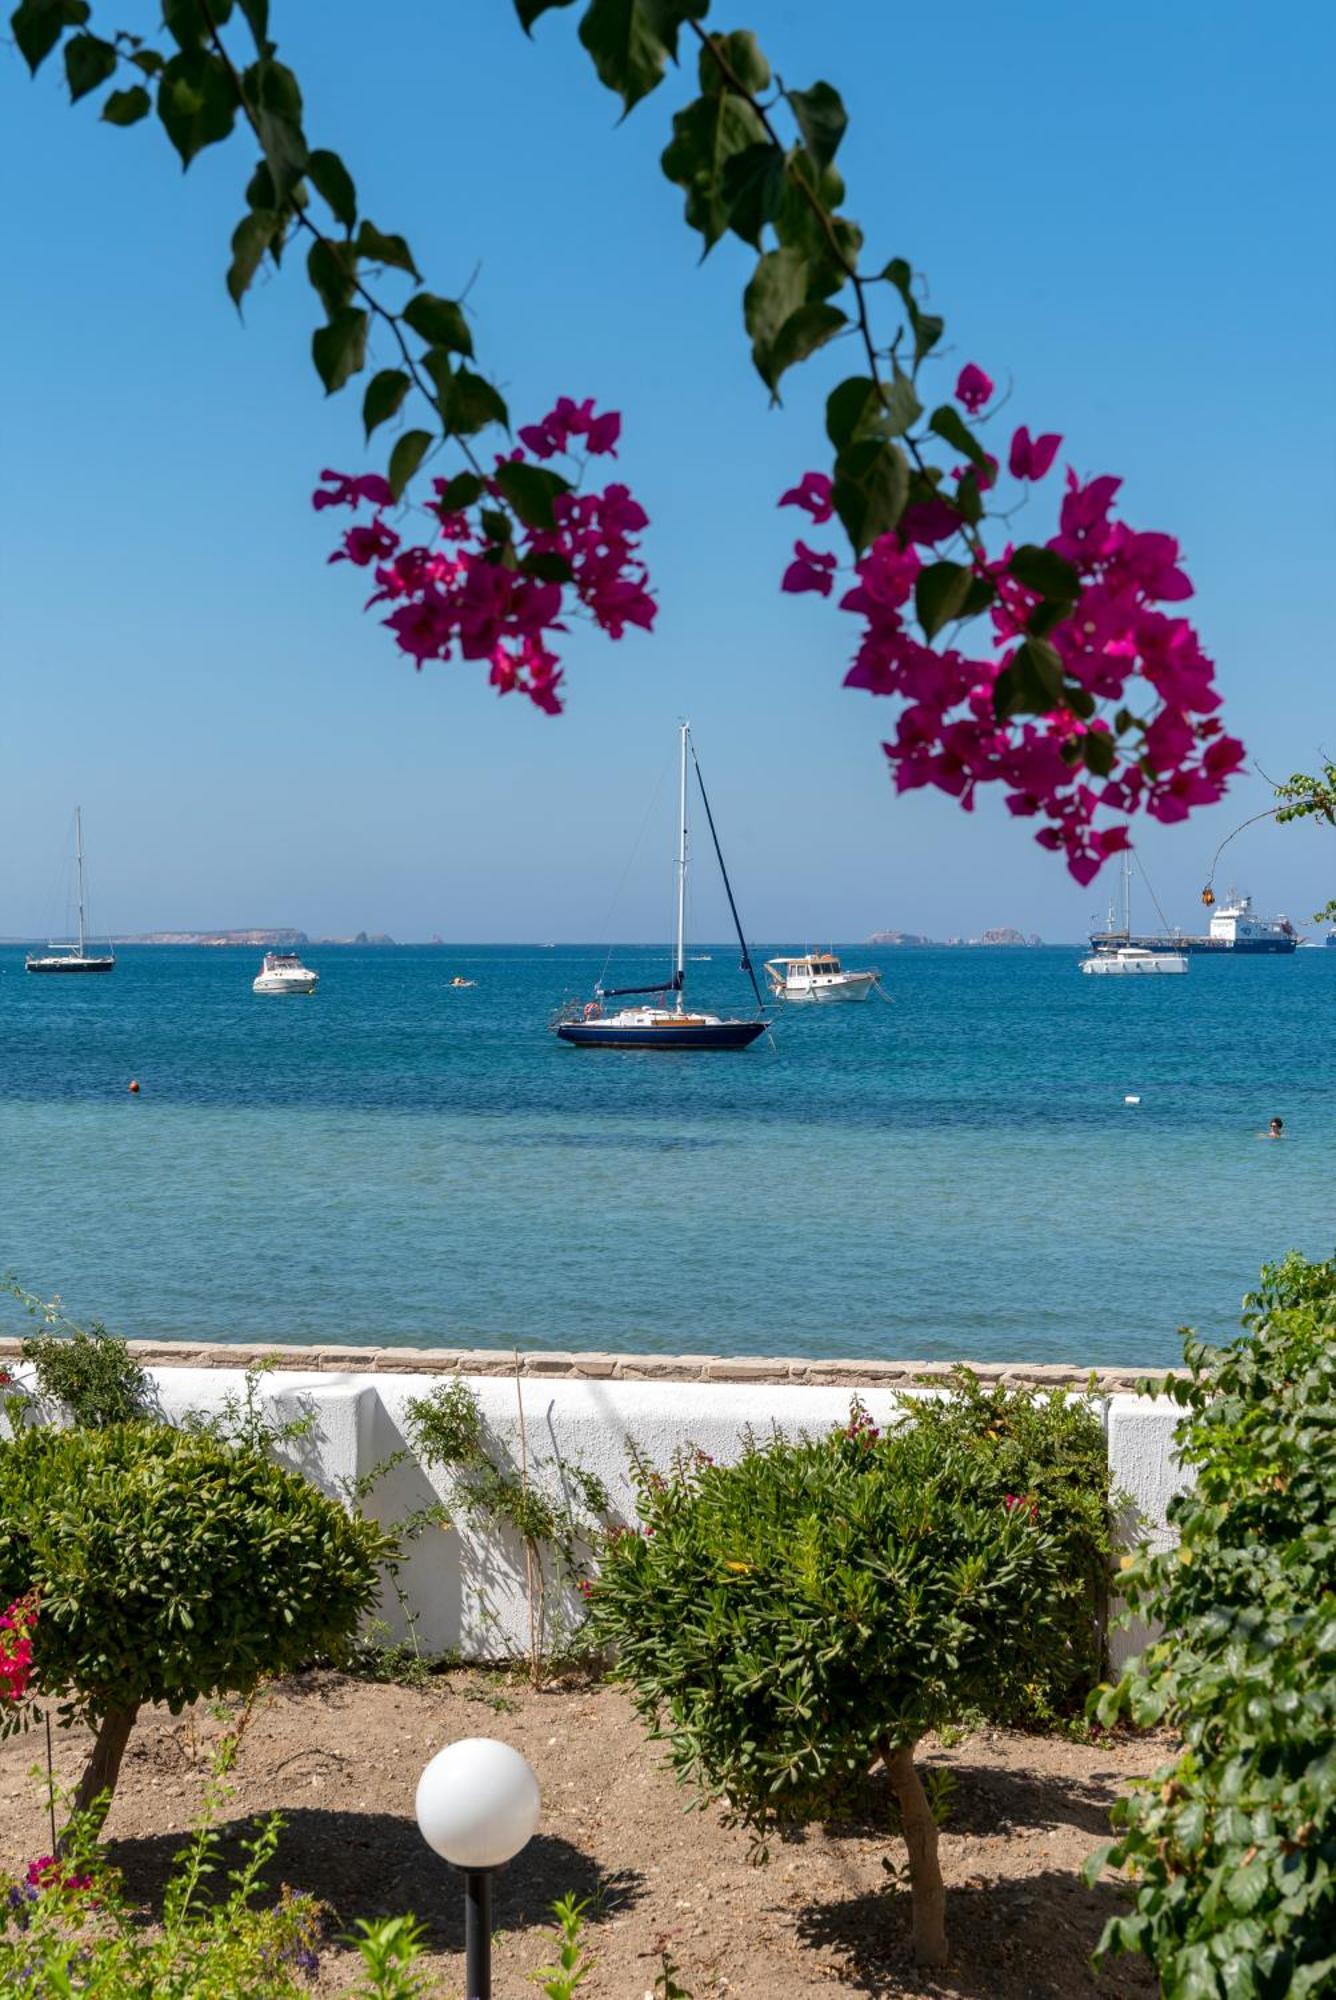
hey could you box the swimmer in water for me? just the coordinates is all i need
[1265,1116,1284,1140]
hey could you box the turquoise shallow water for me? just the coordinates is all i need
[1,943,1331,1366]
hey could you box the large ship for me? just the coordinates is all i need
[1088,889,1298,957]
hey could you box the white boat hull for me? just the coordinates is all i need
[1080,950,1187,976]
[772,973,879,1003]
[253,972,319,994]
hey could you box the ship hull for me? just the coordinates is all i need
[556,1019,766,1050]
[26,957,116,973]
[1087,933,1297,956]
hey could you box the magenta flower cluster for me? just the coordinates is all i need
[780,365,1243,884]
[315,399,655,716]
[0,1595,35,1706]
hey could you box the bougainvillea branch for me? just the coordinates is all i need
[10,0,1241,869]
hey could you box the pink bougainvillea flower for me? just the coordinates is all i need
[781,540,839,597]
[954,364,994,413]
[778,470,835,524]
[312,470,395,512]
[1008,426,1062,481]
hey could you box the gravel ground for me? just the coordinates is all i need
[0,1669,1168,1997]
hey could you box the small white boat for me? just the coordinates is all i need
[1080,946,1187,976]
[763,952,881,1003]
[252,951,319,995]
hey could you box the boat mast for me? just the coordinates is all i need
[1123,849,1133,938]
[675,722,689,1013]
[75,807,87,957]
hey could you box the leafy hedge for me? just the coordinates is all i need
[1093,1252,1336,1996]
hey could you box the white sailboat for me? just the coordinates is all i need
[555,724,768,1049]
[26,810,117,974]
[1080,855,1186,975]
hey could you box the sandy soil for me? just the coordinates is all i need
[0,1670,1167,1998]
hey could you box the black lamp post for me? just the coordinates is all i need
[415,1736,542,2000]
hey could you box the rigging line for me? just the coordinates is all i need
[594,750,672,991]
[1131,850,1175,936]
[689,744,768,1018]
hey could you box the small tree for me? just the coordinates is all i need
[0,1423,395,1825]
[588,1412,1066,1966]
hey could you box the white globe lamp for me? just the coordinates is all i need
[415,1738,541,1999]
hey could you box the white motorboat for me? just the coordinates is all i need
[252,951,319,995]
[26,809,116,974]
[1080,946,1187,975]
[763,952,881,1003]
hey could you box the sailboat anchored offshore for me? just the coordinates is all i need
[26,809,117,974]
[554,724,768,1050]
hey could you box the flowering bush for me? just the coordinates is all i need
[0,1594,37,1736]
[1091,1253,1336,1991]
[0,1423,395,1825]
[587,1401,1068,1967]
[0,1787,322,1998]
[779,372,1242,884]
[317,397,655,713]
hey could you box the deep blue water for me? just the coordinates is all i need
[1,943,1331,1365]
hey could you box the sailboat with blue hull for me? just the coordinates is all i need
[555,724,768,1051]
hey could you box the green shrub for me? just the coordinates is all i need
[1092,1251,1336,1994]
[587,1409,1067,1966]
[3,1278,149,1429]
[899,1368,1114,1721]
[0,1423,396,1824]
[0,1786,322,1997]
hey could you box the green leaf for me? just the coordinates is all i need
[227,208,278,306]
[1081,727,1114,772]
[128,48,164,75]
[162,0,225,50]
[916,561,974,640]
[661,90,768,250]
[883,256,944,364]
[828,372,921,447]
[402,293,473,356]
[831,438,909,555]
[993,637,1064,718]
[363,368,412,441]
[235,0,269,43]
[312,306,368,396]
[63,30,115,100]
[157,49,238,168]
[1008,544,1082,601]
[959,574,996,619]
[577,0,705,112]
[696,28,769,96]
[355,221,420,280]
[307,148,357,231]
[11,0,90,74]
[766,301,846,390]
[785,82,846,171]
[513,0,577,29]
[928,404,989,472]
[101,83,151,125]
[306,237,355,317]
[720,141,786,247]
[480,507,512,546]
[388,429,433,502]
[443,369,509,437]
[494,461,572,531]
[436,472,484,512]
[743,246,808,390]
[522,550,575,584]
[242,56,306,202]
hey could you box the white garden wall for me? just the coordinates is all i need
[0,1345,1190,1673]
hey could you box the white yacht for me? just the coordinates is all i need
[763,952,881,1003]
[1080,945,1187,976]
[252,951,319,995]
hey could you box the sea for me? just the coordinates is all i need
[2,942,1331,1369]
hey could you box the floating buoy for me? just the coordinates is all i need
[128,1079,141,1094]
[1124,1094,1140,1105]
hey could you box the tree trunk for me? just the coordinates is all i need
[884,1738,948,1968]
[64,1703,140,1844]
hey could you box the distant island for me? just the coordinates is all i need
[866,926,1043,947]
[107,929,397,947]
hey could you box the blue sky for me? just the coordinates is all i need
[3,0,1333,942]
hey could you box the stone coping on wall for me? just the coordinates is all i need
[0,1335,1171,1394]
